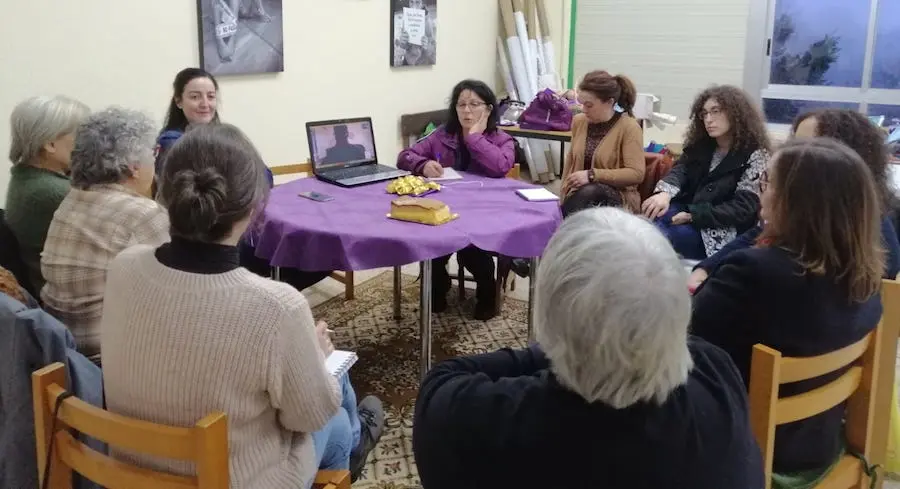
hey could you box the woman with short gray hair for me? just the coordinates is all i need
[5,95,89,291]
[42,107,168,362]
[413,207,764,489]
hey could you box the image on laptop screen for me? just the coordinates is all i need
[309,120,376,169]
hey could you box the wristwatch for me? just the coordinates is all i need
[588,169,596,183]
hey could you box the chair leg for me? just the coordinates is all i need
[456,256,466,301]
[344,272,354,300]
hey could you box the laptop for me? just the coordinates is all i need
[306,117,409,187]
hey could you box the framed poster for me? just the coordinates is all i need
[390,0,437,67]
[197,0,284,76]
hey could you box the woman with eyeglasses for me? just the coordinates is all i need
[691,137,884,483]
[397,79,515,320]
[687,108,900,291]
[642,85,770,259]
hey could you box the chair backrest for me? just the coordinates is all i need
[638,153,674,201]
[748,279,900,489]
[32,362,229,489]
[400,110,449,149]
[270,161,313,177]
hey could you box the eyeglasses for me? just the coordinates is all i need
[456,102,486,111]
[700,107,725,120]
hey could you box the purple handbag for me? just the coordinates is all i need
[518,89,573,131]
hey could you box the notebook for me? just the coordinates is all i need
[428,167,463,181]
[326,350,358,378]
[516,188,560,202]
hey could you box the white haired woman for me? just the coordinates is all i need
[41,107,168,363]
[412,207,764,489]
[5,95,90,292]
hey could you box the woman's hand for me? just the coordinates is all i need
[563,170,590,195]
[641,192,671,220]
[687,268,708,293]
[422,160,444,178]
[315,320,335,356]
[467,110,489,136]
[671,212,692,225]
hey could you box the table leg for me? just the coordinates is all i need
[419,260,433,379]
[527,256,540,342]
[392,265,402,319]
[558,142,565,178]
[273,266,282,282]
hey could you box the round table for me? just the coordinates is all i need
[252,172,562,376]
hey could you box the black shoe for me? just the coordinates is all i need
[474,300,497,321]
[511,258,530,278]
[432,293,448,313]
[473,283,498,321]
[349,396,385,482]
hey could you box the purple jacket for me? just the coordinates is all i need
[397,126,515,178]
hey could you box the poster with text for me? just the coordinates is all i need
[198,0,284,76]
[390,0,437,67]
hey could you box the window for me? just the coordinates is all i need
[746,0,900,125]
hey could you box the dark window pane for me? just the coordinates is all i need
[872,0,900,89]
[763,99,859,124]
[769,0,870,87]
[868,105,900,128]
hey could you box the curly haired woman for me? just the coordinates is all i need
[688,108,900,290]
[642,86,770,259]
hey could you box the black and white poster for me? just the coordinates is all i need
[390,0,437,67]
[198,0,284,76]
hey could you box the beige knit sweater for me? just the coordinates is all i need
[100,245,341,488]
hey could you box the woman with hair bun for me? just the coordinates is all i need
[100,124,384,487]
[559,70,646,216]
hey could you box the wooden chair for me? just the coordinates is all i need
[748,279,900,489]
[32,362,350,489]
[268,162,355,300]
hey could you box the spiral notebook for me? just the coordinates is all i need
[326,350,358,378]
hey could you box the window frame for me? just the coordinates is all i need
[743,0,900,128]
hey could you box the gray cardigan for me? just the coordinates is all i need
[0,292,103,489]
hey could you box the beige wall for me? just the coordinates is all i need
[0,0,569,201]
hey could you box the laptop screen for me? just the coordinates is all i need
[308,119,377,170]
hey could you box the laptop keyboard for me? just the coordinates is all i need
[325,164,408,185]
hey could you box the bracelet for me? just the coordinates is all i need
[588,169,595,183]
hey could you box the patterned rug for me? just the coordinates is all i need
[311,271,529,489]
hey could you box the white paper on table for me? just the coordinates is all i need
[403,7,426,46]
[516,188,559,202]
[428,167,463,181]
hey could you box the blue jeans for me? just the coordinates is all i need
[655,204,707,259]
[312,374,361,471]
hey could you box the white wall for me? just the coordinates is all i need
[571,0,757,145]
[0,0,566,202]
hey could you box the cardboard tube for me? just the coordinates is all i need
[536,0,552,39]
[525,0,537,40]
[499,0,517,39]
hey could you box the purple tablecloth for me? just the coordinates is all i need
[252,173,562,271]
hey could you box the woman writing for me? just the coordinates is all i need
[691,137,884,482]
[397,79,515,320]
[156,67,329,293]
[688,108,900,290]
[101,124,384,487]
[559,70,645,217]
[642,85,769,259]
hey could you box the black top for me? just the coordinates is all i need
[692,246,882,473]
[155,236,240,274]
[659,141,761,231]
[413,340,764,489]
